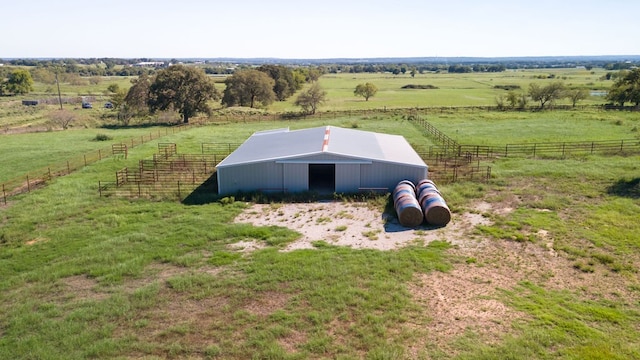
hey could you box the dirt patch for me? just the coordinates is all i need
[244,291,291,316]
[234,201,492,251]
[25,237,48,246]
[62,275,110,302]
[278,329,307,353]
[228,239,267,253]
[408,265,526,352]
[120,289,230,347]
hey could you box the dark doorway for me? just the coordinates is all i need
[309,164,335,193]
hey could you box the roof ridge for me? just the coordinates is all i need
[321,126,330,152]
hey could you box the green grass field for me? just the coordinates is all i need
[1,70,639,359]
[0,68,614,130]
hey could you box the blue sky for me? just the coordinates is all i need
[1,0,638,59]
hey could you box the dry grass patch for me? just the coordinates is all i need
[244,290,291,316]
[277,328,308,353]
[228,239,266,253]
[62,275,110,302]
[408,265,526,352]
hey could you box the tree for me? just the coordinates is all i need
[566,89,588,107]
[295,83,327,115]
[48,109,76,130]
[148,65,219,123]
[123,73,152,121]
[30,67,56,84]
[257,65,300,101]
[354,83,378,101]
[606,68,640,108]
[107,83,120,93]
[528,82,565,110]
[5,69,34,95]
[221,69,275,108]
[307,67,322,82]
[109,88,127,111]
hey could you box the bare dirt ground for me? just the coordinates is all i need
[233,201,492,252]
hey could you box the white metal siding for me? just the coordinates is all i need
[360,163,427,191]
[335,164,361,192]
[283,163,308,192]
[218,162,283,194]
[218,155,427,195]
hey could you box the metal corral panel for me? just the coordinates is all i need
[335,164,361,192]
[360,163,427,191]
[283,163,308,192]
[217,162,283,194]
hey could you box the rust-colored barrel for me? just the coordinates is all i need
[392,180,417,203]
[394,194,424,227]
[420,192,451,226]
[393,180,423,227]
[416,179,440,197]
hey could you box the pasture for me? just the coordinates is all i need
[1,69,640,359]
[0,67,614,132]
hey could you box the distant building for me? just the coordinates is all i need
[132,61,165,68]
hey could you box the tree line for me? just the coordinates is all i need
[494,68,640,110]
[3,64,639,129]
[3,57,639,78]
[107,64,325,124]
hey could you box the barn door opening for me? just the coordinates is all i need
[308,164,335,193]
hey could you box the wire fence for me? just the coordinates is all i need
[458,139,640,158]
[1,126,190,205]
[5,106,639,204]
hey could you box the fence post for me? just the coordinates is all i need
[84,155,87,166]
[98,149,102,160]
[26,175,31,192]
[48,168,52,180]
[137,181,141,197]
[67,161,71,174]
[620,140,624,152]
[99,181,102,197]
[177,181,181,199]
[2,184,6,204]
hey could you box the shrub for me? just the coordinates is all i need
[494,84,521,91]
[401,84,438,89]
[219,196,235,205]
[93,133,112,141]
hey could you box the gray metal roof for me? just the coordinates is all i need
[216,126,426,168]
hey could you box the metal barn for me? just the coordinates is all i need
[216,126,427,195]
